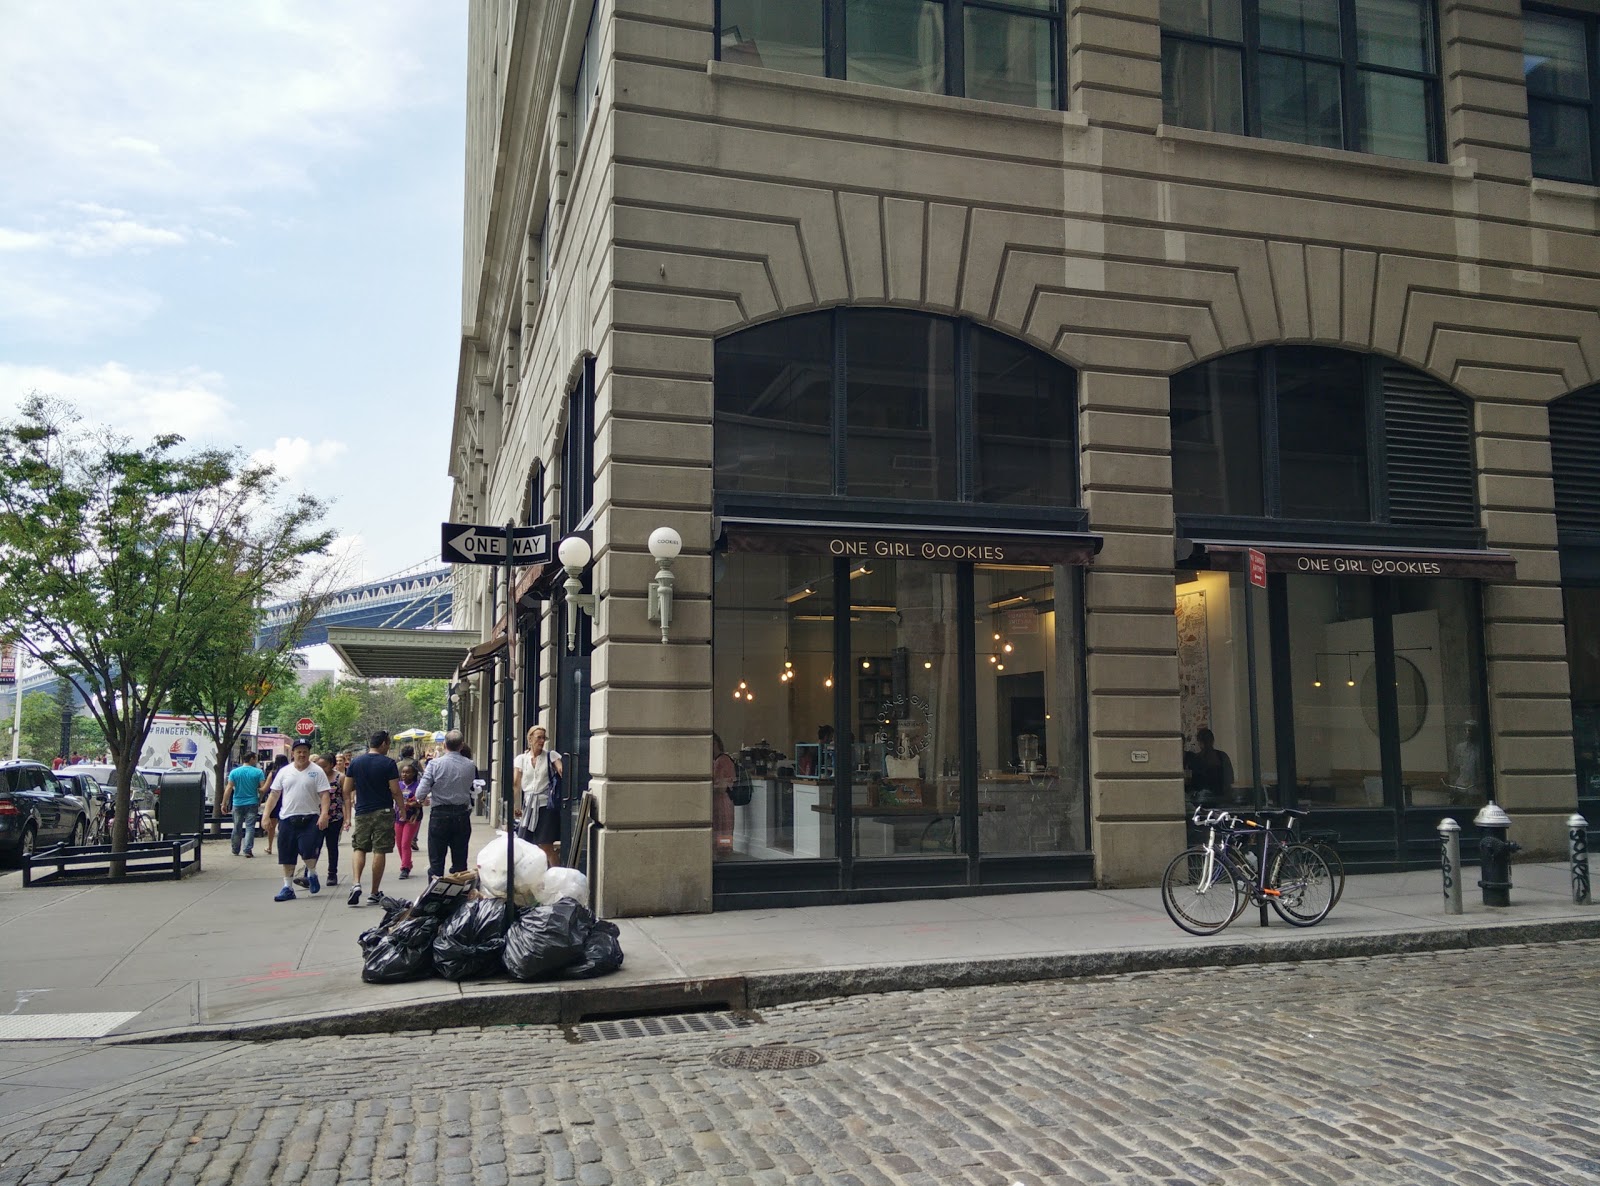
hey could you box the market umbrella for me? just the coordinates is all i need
[393,727,433,741]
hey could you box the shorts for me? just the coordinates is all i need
[350,810,396,853]
[277,815,323,865]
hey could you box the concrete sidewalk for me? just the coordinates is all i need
[2,818,1597,1047]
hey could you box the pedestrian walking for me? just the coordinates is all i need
[399,745,422,853]
[416,730,476,880]
[316,753,345,887]
[223,753,265,858]
[513,725,563,866]
[394,760,423,879]
[259,739,330,901]
[344,730,404,906]
[262,754,290,856]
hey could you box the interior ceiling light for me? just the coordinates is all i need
[783,585,817,604]
[849,563,873,579]
[987,594,1030,610]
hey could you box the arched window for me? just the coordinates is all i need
[1170,345,1475,530]
[715,309,1078,511]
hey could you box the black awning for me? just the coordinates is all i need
[720,516,1103,567]
[456,633,508,679]
[1182,539,1518,581]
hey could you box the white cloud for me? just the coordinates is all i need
[0,361,232,439]
[0,1,451,206]
[251,436,349,482]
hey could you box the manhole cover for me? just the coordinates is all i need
[711,1045,825,1070]
[574,1012,758,1043]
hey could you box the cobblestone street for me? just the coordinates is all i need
[2,940,1597,1185]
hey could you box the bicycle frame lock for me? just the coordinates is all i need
[1437,817,1462,915]
[1474,802,1519,908]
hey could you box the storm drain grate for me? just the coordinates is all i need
[711,1045,825,1071]
[574,1012,759,1043]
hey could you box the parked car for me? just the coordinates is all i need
[56,764,158,817]
[0,760,91,864]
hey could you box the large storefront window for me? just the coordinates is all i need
[713,551,1086,865]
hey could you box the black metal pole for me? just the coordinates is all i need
[502,523,518,931]
[1243,578,1266,927]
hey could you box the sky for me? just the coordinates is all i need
[0,1,467,590]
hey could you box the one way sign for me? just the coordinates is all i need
[440,522,552,566]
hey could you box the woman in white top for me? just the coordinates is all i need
[514,725,564,864]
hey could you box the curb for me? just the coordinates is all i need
[110,915,1600,1045]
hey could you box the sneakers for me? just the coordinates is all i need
[326,876,338,887]
[399,868,411,880]
[293,874,308,888]
[274,886,296,902]
[306,871,321,895]
[367,892,382,905]
[347,888,362,907]
[231,848,240,857]
[243,851,254,859]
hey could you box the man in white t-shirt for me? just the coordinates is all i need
[261,738,331,901]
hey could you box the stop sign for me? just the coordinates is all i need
[295,718,316,737]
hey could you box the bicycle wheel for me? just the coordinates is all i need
[133,811,158,843]
[1161,846,1243,935]
[1309,839,1345,908]
[1268,844,1334,926]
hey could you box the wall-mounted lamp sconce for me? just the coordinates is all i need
[646,526,682,644]
[557,534,596,652]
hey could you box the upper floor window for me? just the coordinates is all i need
[716,309,1078,508]
[562,358,596,533]
[572,5,599,144]
[1161,0,1441,162]
[1525,6,1599,183]
[1171,346,1477,530]
[717,0,1065,111]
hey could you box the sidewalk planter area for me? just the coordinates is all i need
[23,835,202,886]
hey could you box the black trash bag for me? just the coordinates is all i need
[361,917,440,984]
[432,898,509,981]
[377,895,413,924]
[503,897,595,981]
[561,918,624,979]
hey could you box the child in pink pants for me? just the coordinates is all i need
[394,761,424,878]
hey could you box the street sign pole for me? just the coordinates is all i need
[501,521,518,931]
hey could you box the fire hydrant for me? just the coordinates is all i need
[1475,801,1519,907]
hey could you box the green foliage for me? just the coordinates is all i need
[258,674,450,755]
[0,394,334,854]
[0,690,105,762]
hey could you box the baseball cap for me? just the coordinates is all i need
[291,738,310,751]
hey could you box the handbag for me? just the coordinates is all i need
[726,770,754,807]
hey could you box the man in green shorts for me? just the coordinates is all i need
[343,730,404,906]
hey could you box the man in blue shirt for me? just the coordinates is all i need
[343,730,403,906]
[223,754,266,857]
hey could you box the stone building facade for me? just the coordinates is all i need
[449,0,1600,917]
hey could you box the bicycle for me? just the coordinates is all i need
[90,789,157,845]
[1161,806,1335,935]
[1225,807,1348,910]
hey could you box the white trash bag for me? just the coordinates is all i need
[475,834,548,907]
[535,866,590,906]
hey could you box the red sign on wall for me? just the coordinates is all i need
[1247,548,1268,590]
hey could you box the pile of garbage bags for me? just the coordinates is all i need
[359,837,623,985]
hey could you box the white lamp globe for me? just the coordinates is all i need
[648,526,683,562]
[557,535,592,571]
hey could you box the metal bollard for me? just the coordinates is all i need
[1570,814,1591,906]
[1438,817,1462,915]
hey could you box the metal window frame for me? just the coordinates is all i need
[1525,3,1600,185]
[715,0,1066,110]
[1160,0,1444,161]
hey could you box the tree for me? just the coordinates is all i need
[2,690,104,763]
[167,576,335,824]
[0,395,333,864]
